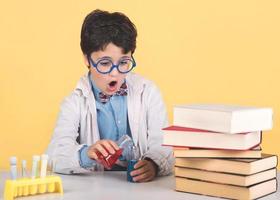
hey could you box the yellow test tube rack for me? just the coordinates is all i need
[4,175,63,200]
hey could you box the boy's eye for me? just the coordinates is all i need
[119,60,129,65]
[99,61,111,66]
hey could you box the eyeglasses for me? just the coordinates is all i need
[87,56,136,74]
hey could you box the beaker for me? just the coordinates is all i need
[96,135,135,169]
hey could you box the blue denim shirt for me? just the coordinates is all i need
[79,73,131,168]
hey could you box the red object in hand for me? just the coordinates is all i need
[96,148,123,169]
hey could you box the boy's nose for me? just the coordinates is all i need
[109,65,120,76]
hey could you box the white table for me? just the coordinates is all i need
[1,171,280,200]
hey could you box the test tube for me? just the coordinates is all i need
[30,155,40,195]
[47,158,56,192]
[38,154,49,193]
[21,160,29,196]
[21,160,28,178]
[31,155,40,179]
[40,154,48,178]
[10,156,17,180]
[47,158,56,176]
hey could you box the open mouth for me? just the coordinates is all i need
[109,81,117,87]
[107,81,118,93]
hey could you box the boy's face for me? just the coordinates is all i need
[85,43,132,95]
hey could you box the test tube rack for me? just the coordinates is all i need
[4,175,63,200]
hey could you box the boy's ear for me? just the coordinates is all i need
[83,54,90,68]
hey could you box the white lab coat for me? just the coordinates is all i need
[46,72,174,176]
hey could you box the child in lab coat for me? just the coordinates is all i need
[47,9,173,182]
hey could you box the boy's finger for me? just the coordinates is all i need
[88,151,98,160]
[108,140,120,150]
[134,160,147,169]
[130,164,149,177]
[101,141,116,155]
[95,144,108,157]
[133,171,151,182]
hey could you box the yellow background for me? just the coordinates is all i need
[0,0,279,169]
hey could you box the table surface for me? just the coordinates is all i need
[1,171,280,200]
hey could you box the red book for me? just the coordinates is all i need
[162,126,262,150]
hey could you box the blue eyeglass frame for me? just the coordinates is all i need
[87,55,136,74]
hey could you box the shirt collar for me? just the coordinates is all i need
[88,73,103,103]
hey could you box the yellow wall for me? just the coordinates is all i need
[1,0,279,169]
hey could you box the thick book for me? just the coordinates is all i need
[175,153,278,175]
[175,177,277,200]
[175,167,276,186]
[173,104,273,133]
[163,126,261,150]
[173,146,262,158]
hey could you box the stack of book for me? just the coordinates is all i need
[163,104,277,199]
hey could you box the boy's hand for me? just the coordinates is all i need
[130,159,157,182]
[87,140,119,160]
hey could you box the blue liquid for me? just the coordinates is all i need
[127,160,138,182]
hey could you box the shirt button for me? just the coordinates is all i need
[118,120,121,124]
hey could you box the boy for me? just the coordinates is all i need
[47,9,173,182]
